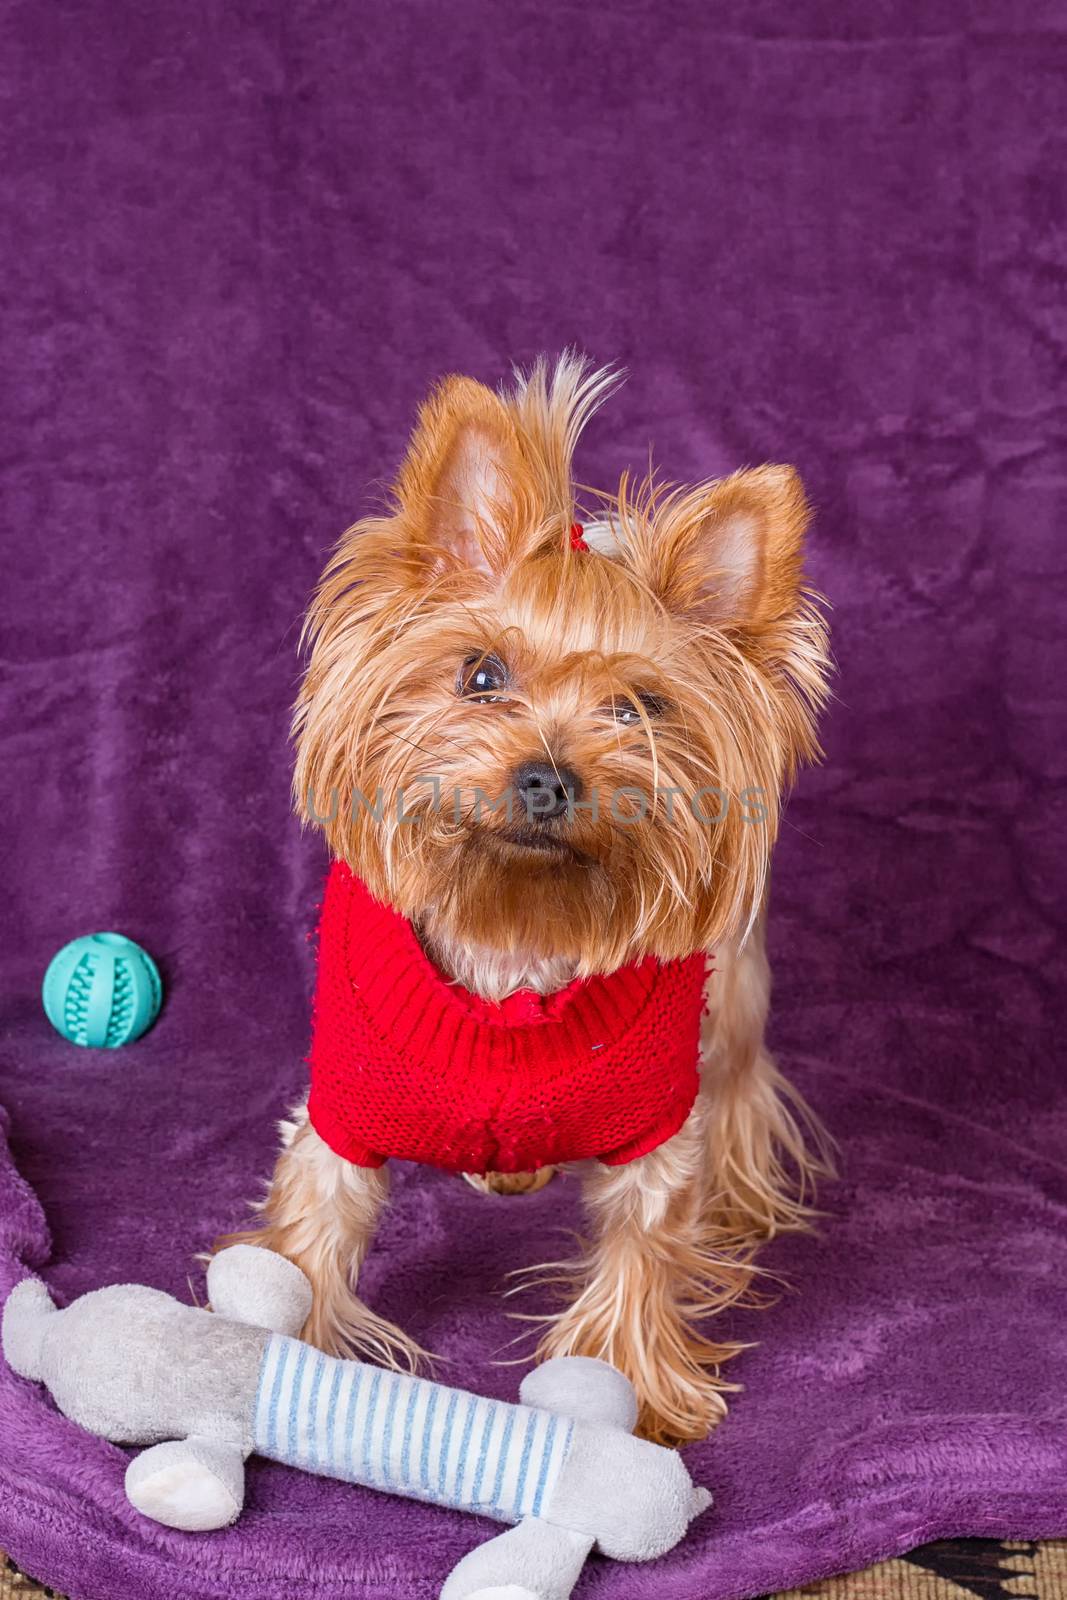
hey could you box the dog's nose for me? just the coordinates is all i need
[511,760,583,821]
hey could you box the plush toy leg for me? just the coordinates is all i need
[440,1517,594,1600]
[519,1356,638,1432]
[125,1436,246,1532]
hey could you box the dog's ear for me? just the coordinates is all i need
[394,376,527,574]
[639,466,811,629]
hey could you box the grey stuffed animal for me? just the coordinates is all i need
[3,1245,710,1600]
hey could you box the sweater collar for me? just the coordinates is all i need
[332,863,668,1054]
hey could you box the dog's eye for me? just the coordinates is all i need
[608,691,667,726]
[458,653,509,700]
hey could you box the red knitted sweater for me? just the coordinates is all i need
[307,862,709,1175]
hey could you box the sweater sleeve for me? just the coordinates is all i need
[306,1092,386,1168]
[598,1092,696,1168]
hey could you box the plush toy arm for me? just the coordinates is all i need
[207,1245,312,1337]
[125,1435,247,1532]
[440,1517,594,1600]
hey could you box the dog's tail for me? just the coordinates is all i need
[2,1277,58,1381]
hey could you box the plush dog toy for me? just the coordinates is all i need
[2,1245,710,1599]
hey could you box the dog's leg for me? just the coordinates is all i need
[534,1118,741,1444]
[536,921,830,1445]
[217,1103,425,1370]
[698,916,832,1246]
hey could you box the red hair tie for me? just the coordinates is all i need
[569,522,589,552]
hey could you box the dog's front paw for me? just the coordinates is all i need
[536,1309,732,1446]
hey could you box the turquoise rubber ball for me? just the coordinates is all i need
[42,933,163,1048]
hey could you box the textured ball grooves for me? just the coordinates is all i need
[42,935,162,1049]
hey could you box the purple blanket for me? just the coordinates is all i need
[2,4,1065,1597]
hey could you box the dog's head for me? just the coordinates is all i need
[295,357,829,972]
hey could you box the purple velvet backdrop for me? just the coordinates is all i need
[2,4,1065,1598]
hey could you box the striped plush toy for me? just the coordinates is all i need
[2,1245,710,1600]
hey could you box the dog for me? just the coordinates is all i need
[225,355,831,1444]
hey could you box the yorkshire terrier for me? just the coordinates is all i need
[226,355,832,1444]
